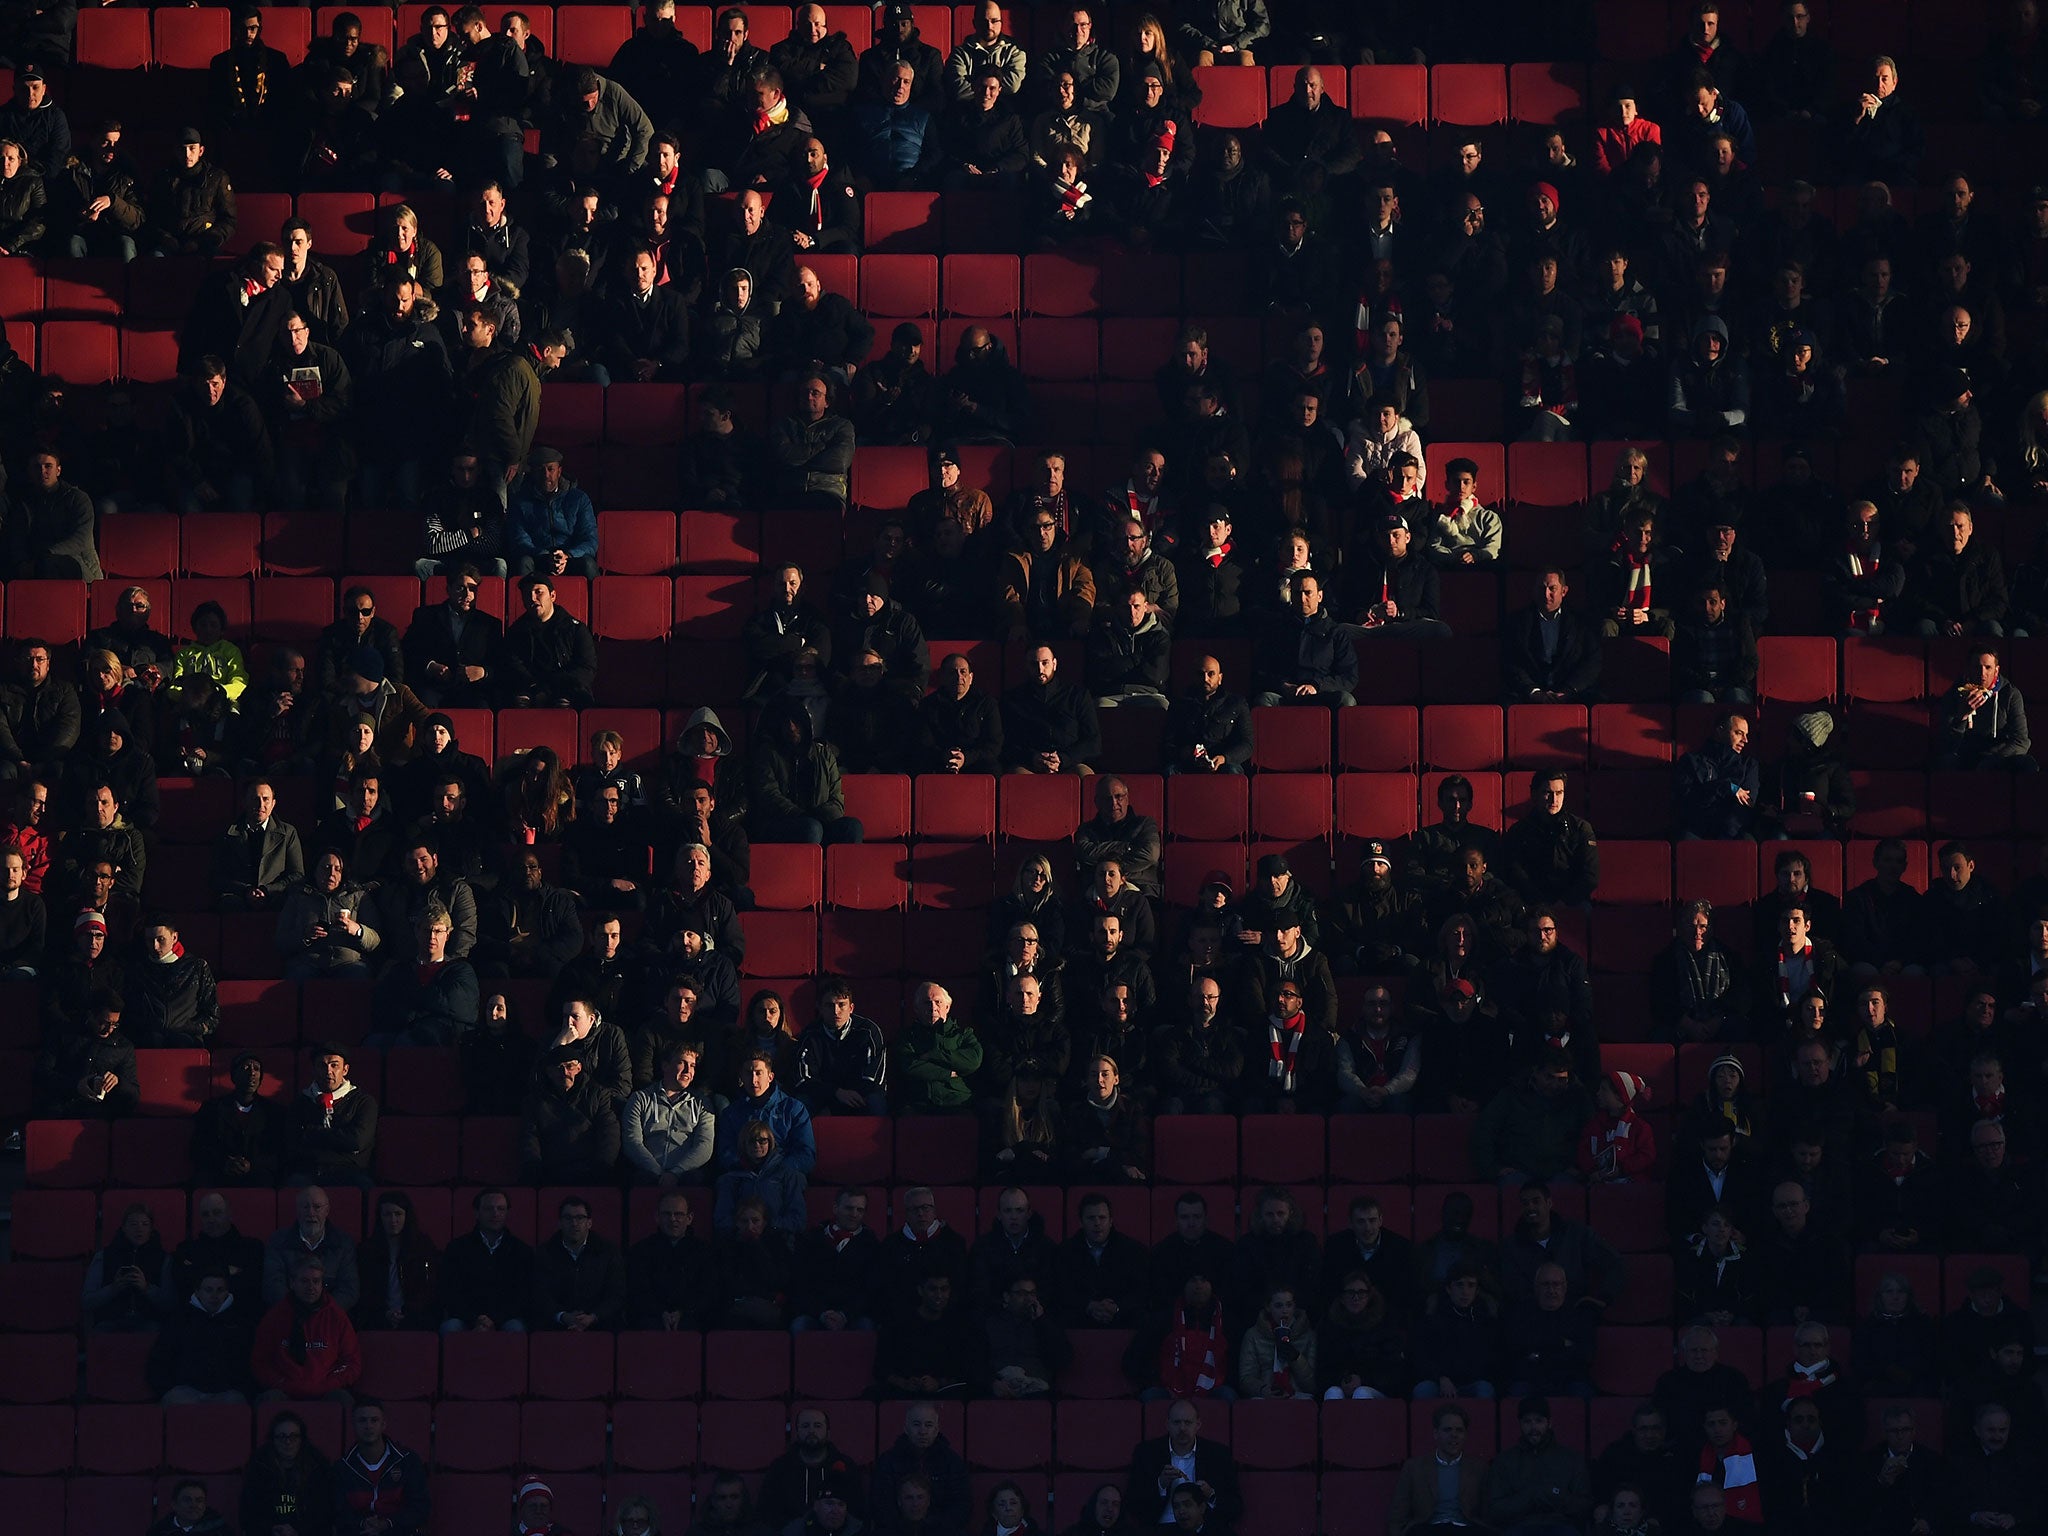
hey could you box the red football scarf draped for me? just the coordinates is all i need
[804,165,831,229]
[1269,1326,1294,1395]
[754,96,790,135]
[1267,1010,1307,1091]
[1701,1436,1761,1522]
[827,1221,859,1255]
[901,1219,943,1243]
[1776,944,1812,1013]
[1781,1358,1836,1407]
[1205,539,1233,567]
[1618,543,1653,610]
[1059,178,1092,212]
[1160,1299,1222,1396]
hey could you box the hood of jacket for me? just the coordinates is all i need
[682,705,734,756]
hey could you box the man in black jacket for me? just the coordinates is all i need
[625,1189,717,1329]
[1000,645,1101,774]
[502,574,598,708]
[1075,776,1162,898]
[179,243,291,389]
[402,565,503,708]
[1502,772,1601,907]
[1124,1398,1245,1527]
[763,1406,869,1526]
[1053,1192,1148,1329]
[282,1045,379,1189]
[608,0,701,125]
[342,278,453,512]
[942,68,1028,187]
[452,17,531,189]
[916,651,1002,775]
[531,1192,626,1330]
[440,1187,534,1331]
[190,1053,282,1186]
[171,1192,268,1316]
[601,245,692,383]
[1504,568,1603,702]
[1351,513,1450,639]
[1163,654,1254,775]
[1253,571,1357,706]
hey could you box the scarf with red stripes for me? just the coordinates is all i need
[1267,1010,1307,1090]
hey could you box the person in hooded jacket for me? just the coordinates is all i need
[1668,316,1750,438]
[252,1256,362,1402]
[702,265,767,380]
[860,3,948,110]
[1085,589,1172,709]
[63,706,159,828]
[750,702,862,844]
[715,1119,808,1233]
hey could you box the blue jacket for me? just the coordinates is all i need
[506,477,598,561]
[714,1148,809,1232]
[853,100,937,180]
[715,1082,817,1174]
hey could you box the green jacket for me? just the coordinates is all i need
[895,1019,984,1112]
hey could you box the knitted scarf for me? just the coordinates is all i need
[1617,541,1654,609]
[900,1218,943,1244]
[1776,944,1813,1014]
[1058,178,1092,212]
[804,164,831,229]
[1204,539,1233,567]
[1267,1010,1307,1089]
[1268,1322,1295,1396]
[1160,1298,1222,1395]
[1677,945,1729,1013]
[1701,1435,1761,1521]
[826,1221,860,1255]
[753,96,790,135]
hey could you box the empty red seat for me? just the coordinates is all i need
[1674,841,1757,906]
[894,1115,979,1185]
[76,9,151,66]
[1056,1329,1136,1398]
[826,844,910,909]
[1411,1116,1480,1182]
[1250,774,1332,841]
[99,513,180,578]
[39,320,118,384]
[1191,65,1268,126]
[862,254,941,315]
[705,1331,792,1399]
[1338,707,1419,771]
[615,1331,704,1400]
[25,1120,110,1189]
[1433,63,1509,124]
[1509,60,1589,123]
[1239,1469,1318,1536]
[1022,252,1102,316]
[520,1400,609,1467]
[1422,705,1504,770]
[0,1406,75,1474]
[913,774,996,841]
[1758,636,1839,703]
[1165,775,1249,841]
[0,1336,80,1404]
[1155,1115,1238,1184]
[999,775,1082,842]
[556,3,633,61]
[1350,64,1428,124]
[1250,705,1333,771]
[8,1190,97,1260]
[751,844,825,910]
[967,1400,1053,1470]
[943,253,1020,317]
[1241,1114,1326,1182]
[597,510,679,575]
[1843,638,1927,701]
[1233,1400,1317,1468]
[1507,441,1588,507]
[436,1401,520,1470]
[1335,774,1419,842]
[441,1332,528,1400]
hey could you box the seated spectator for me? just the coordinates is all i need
[1907,504,2007,637]
[1756,1179,1850,1325]
[1935,646,2036,771]
[1503,569,1602,704]
[1319,1267,1407,1401]
[1126,1397,1243,1527]
[750,702,863,845]
[772,373,857,510]
[332,1397,428,1532]
[1474,1055,1594,1185]
[1672,582,1758,704]
[502,574,597,709]
[191,1052,281,1187]
[1487,1396,1594,1524]
[126,915,219,1046]
[1427,457,1505,568]
[717,1049,818,1174]
[615,1189,714,1339]
[1351,514,1450,640]
[1674,1207,1758,1326]
[34,985,138,1120]
[1593,511,1679,639]
[1000,645,1102,775]
[439,1188,532,1334]
[278,847,381,982]
[1674,712,1759,840]
[1591,1404,1687,1530]
[1054,1193,1147,1330]
[1237,1283,1316,1400]
[282,1045,379,1190]
[253,1255,362,1404]
[369,907,480,1046]
[1085,589,1171,710]
[520,1050,621,1184]
[1062,1053,1148,1183]
[81,1199,169,1334]
[1390,1404,1490,1533]
[354,1191,440,1334]
[1579,1070,1658,1185]
[795,979,890,1116]
[874,1273,980,1398]
[621,1040,718,1187]
[982,1271,1069,1398]
[532,1193,626,1333]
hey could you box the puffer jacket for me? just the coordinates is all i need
[714,1147,808,1232]
[1085,611,1171,697]
[151,158,237,251]
[1237,1313,1317,1397]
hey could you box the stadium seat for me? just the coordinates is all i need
[1422,705,1505,771]
[1335,774,1419,842]
[1250,774,1332,841]
[1241,1114,1326,1182]
[967,1400,1054,1469]
[615,1331,705,1401]
[39,320,119,385]
[943,253,1021,317]
[1022,252,1103,316]
[1239,1469,1319,1536]
[793,1329,879,1400]
[98,513,181,578]
[1233,1400,1318,1468]
[1155,1115,1238,1184]
[1757,636,1839,704]
[1843,638,1928,701]
[614,1400,700,1470]
[1191,65,1269,126]
[441,1332,528,1401]
[913,774,997,842]
[520,1399,609,1468]
[1507,441,1588,507]
[998,775,1082,842]
[705,1331,792,1399]
[826,843,911,908]
[1250,705,1334,771]
[1165,775,1249,841]
[0,1336,81,1404]
[25,1120,111,1189]
[598,510,680,575]
[76,9,152,67]
[1338,707,1420,772]
[1432,63,1509,124]
[1509,60,1589,122]
[0,1406,75,1475]
[1350,64,1428,124]
[1056,1330,1137,1397]
[179,513,262,577]
[8,1190,97,1260]
[557,4,633,61]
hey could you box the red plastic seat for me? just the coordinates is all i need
[1421,705,1505,771]
[705,1331,792,1399]
[943,253,1020,317]
[1250,705,1334,771]
[1507,441,1588,507]
[8,1190,97,1260]
[1239,1470,1318,1536]
[966,1400,1053,1470]
[1506,704,1590,768]
[1056,1329,1136,1398]
[863,190,943,252]
[1674,841,1757,906]
[1843,638,1928,702]
[1022,252,1102,316]
[1191,65,1268,127]
[1509,60,1589,123]
[440,1331,528,1400]
[862,253,941,316]
[1335,774,1419,842]
[1411,1116,1480,1183]
[1233,1400,1317,1468]
[894,1115,978,1185]
[793,1330,879,1399]
[1154,1115,1238,1184]
[615,1331,705,1401]
[912,773,996,842]
[824,843,910,910]
[751,844,825,910]
[435,1400,520,1469]
[1053,1401,1142,1470]
[613,1400,700,1469]
[1433,63,1509,124]
[557,3,633,61]
[1018,316,1100,381]
[813,1117,893,1183]
[1757,636,1839,704]
[75,9,151,66]
[154,6,230,68]
[1593,1327,1674,1394]
[0,1336,80,1403]
[521,1399,609,1467]
[1250,774,1332,841]
[162,1402,251,1473]
[1241,1114,1326,1182]
[25,1120,110,1189]
[1349,64,1428,124]
[134,1049,210,1115]
[355,1331,439,1403]
[737,911,819,977]
[820,909,905,975]
[999,775,1082,842]
[1337,707,1419,772]
[0,1406,75,1474]
[1322,1399,1408,1468]
[0,257,39,318]
[597,510,679,575]
[296,191,377,254]
[177,513,262,578]
[1165,775,1249,841]
[1591,703,1673,766]
[39,320,118,385]
[98,513,181,578]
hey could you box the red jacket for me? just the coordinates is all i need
[1576,1106,1657,1181]
[251,1293,362,1397]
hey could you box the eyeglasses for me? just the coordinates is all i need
[355,607,375,616]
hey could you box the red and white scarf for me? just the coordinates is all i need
[1058,178,1092,213]
[754,96,790,135]
[1617,542,1653,610]
[803,164,832,230]
[1700,1436,1761,1522]
[1781,1358,1836,1407]
[1776,944,1813,1013]
[1267,1010,1307,1090]
[1844,534,1883,630]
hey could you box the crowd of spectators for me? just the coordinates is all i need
[7,0,2048,1531]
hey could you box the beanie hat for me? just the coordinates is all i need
[1606,1070,1649,1108]
[1790,711,1834,750]
[1708,1053,1745,1082]
[1534,180,1561,211]
[350,646,386,685]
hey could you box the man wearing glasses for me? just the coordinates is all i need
[403,565,504,708]
[315,585,406,700]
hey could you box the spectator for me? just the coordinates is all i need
[1488,1396,1594,1525]
[333,1397,429,1534]
[191,1052,281,1186]
[1936,646,2036,771]
[242,1412,332,1536]
[1674,712,1760,840]
[1390,1404,1491,1535]
[439,1188,533,1334]
[282,1046,379,1190]
[751,701,862,844]
[1125,1398,1244,1527]
[520,1050,623,1184]
[621,1039,718,1186]
[354,1191,440,1334]
[1503,569,1603,703]
[531,1193,626,1332]
[1474,1054,1595,1184]
[502,573,598,708]
[716,1118,808,1233]
[1672,582,1759,704]
[252,1255,362,1404]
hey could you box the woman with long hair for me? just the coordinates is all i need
[990,853,1065,956]
[985,1069,1061,1179]
[504,744,575,842]
[355,1189,442,1331]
